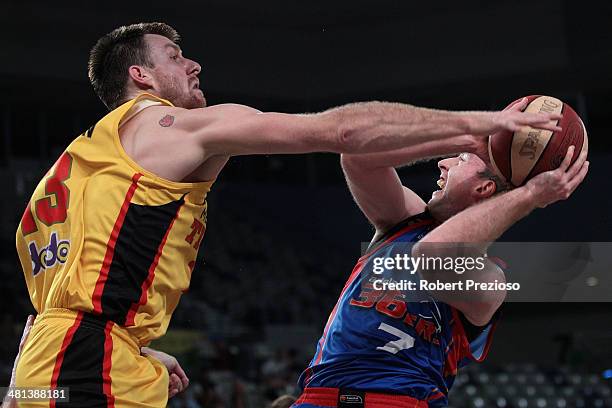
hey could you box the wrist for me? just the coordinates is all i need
[512,185,539,212]
[458,112,478,135]
[463,111,498,136]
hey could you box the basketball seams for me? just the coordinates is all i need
[523,102,565,184]
[508,94,537,185]
[507,126,513,184]
[487,139,506,184]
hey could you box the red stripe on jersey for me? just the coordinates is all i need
[124,201,184,326]
[426,389,446,401]
[49,311,84,408]
[102,321,115,408]
[92,173,142,315]
[311,257,368,367]
[443,334,460,378]
[451,307,499,363]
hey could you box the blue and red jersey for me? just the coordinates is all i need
[297,212,498,406]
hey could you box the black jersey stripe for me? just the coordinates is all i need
[54,313,112,407]
[99,198,184,325]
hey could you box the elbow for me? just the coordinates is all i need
[412,241,423,261]
[324,101,388,153]
[463,292,505,327]
[340,147,385,171]
[340,151,363,171]
[339,152,352,167]
[308,108,352,153]
[335,123,361,153]
[311,114,356,154]
[461,270,507,326]
[334,113,377,154]
[412,239,443,260]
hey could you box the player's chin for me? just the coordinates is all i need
[430,189,443,201]
[428,189,449,209]
[194,89,206,107]
[186,91,206,109]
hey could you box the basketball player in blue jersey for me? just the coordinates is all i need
[293,98,589,408]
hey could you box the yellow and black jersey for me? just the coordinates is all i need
[16,93,213,346]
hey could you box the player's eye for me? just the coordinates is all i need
[171,55,179,60]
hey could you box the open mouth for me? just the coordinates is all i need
[432,177,446,197]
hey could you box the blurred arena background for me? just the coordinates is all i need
[1,1,612,407]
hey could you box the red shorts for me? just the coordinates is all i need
[292,387,428,408]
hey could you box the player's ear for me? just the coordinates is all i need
[474,178,497,200]
[128,65,154,90]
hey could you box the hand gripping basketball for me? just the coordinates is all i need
[468,97,562,137]
[523,144,589,208]
[493,97,563,133]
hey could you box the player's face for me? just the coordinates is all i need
[427,153,495,220]
[143,34,206,109]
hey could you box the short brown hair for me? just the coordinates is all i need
[88,22,180,110]
[478,168,512,195]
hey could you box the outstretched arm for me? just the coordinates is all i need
[413,145,589,325]
[175,98,561,156]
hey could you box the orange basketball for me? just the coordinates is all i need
[488,95,588,187]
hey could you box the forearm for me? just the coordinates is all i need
[328,102,491,153]
[341,134,476,169]
[425,187,536,244]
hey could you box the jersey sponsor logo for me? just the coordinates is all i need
[339,394,363,404]
[28,232,70,276]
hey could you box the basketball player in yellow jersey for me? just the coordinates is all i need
[13,22,562,407]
